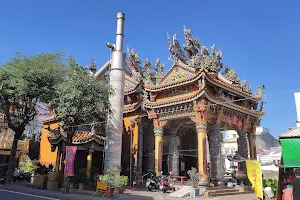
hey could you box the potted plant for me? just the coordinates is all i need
[33,163,51,189]
[75,168,86,190]
[187,167,203,197]
[101,165,120,197]
[69,176,75,189]
[116,175,128,194]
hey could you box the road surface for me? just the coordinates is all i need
[0,183,257,200]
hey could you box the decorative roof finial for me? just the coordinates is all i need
[88,59,97,75]
[255,85,266,96]
[126,45,142,81]
[167,32,187,63]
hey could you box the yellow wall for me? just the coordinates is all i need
[123,110,141,165]
[39,121,59,166]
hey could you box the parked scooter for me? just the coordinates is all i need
[146,173,160,191]
[159,172,175,193]
[13,169,31,182]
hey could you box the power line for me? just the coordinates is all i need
[78,0,166,46]
[79,0,115,19]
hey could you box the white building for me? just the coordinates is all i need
[221,128,279,172]
[221,130,241,155]
[256,126,279,153]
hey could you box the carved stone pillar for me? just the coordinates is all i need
[237,131,249,171]
[248,133,257,160]
[168,133,180,175]
[193,99,209,185]
[154,128,163,175]
[196,122,208,178]
[208,124,225,182]
[137,122,144,179]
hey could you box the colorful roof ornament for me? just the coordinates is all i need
[167,33,187,63]
[126,46,142,82]
[240,80,252,94]
[222,66,240,84]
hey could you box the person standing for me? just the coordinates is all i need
[291,168,300,200]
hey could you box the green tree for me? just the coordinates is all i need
[45,57,112,139]
[0,53,67,183]
[43,57,112,193]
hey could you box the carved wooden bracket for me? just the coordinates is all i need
[150,92,158,102]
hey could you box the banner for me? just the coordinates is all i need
[246,160,263,199]
[64,146,77,176]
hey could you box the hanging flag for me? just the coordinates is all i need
[64,146,77,176]
[246,160,263,200]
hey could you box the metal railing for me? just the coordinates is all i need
[141,171,152,188]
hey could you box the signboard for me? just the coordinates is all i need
[246,160,263,199]
[203,139,207,173]
[64,146,77,176]
[158,141,162,172]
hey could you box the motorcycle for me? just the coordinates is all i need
[146,173,160,191]
[0,172,6,184]
[159,175,175,193]
[13,170,31,182]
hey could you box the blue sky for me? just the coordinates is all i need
[1,0,300,137]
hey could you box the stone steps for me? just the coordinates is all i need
[205,186,254,197]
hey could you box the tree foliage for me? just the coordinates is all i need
[0,53,67,134]
[0,52,67,182]
[44,57,112,127]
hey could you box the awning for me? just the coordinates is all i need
[280,138,300,167]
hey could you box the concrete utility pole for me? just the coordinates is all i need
[104,12,126,172]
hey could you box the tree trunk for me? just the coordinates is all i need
[6,138,19,183]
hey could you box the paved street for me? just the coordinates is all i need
[0,183,257,200]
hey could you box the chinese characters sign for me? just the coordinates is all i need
[158,141,163,172]
[64,146,77,176]
[246,160,263,199]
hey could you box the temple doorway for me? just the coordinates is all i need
[162,120,198,176]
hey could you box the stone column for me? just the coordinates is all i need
[208,124,225,182]
[55,149,61,172]
[237,131,249,172]
[137,122,144,181]
[86,151,93,179]
[154,128,163,175]
[196,122,209,184]
[248,133,257,160]
[169,133,180,175]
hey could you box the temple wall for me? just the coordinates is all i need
[39,121,59,166]
[122,110,142,175]
[155,86,199,102]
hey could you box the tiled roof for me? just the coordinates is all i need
[144,68,203,91]
[72,131,105,144]
[143,68,262,101]
[143,88,264,117]
[48,130,105,145]
[279,127,300,138]
[124,101,142,113]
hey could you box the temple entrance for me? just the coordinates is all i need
[178,125,198,176]
[162,119,198,176]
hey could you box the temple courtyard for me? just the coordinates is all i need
[0,183,257,200]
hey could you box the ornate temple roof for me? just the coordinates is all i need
[48,128,105,145]
[124,27,265,117]
[72,131,105,145]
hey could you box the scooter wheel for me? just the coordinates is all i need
[162,187,167,193]
[147,185,154,191]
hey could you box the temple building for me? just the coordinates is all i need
[0,113,30,165]
[40,27,265,184]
